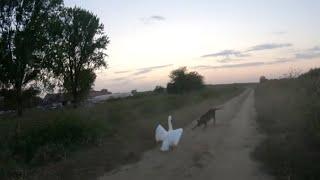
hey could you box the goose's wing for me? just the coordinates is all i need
[155,124,168,142]
[168,128,183,146]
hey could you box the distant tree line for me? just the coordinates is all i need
[153,85,165,93]
[0,0,109,132]
[0,1,109,110]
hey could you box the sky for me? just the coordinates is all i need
[65,0,320,93]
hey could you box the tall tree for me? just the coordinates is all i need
[49,7,109,106]
[0,0,62,119]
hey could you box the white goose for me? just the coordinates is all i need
[155,115,183,151]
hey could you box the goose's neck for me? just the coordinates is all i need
[168,115,173,131]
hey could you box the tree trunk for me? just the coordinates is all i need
[72,73,79,108]
[73,99,78,108]
[15,87,23,136]
[72,88,79,108]
[17,101,23,116]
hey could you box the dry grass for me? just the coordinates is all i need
[0,84,245,180]
[254,77,320,180]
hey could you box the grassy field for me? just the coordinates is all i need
[0,84,246,180]
[254,73,320,180]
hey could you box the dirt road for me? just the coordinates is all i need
[99,89,272,180]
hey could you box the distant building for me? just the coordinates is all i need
[88,89,111,98]
[89,92,133,103]
[42,93,68,108]
[42,89,112,108]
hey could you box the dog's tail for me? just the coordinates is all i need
[213,106,223,111]
[191,120,199,130]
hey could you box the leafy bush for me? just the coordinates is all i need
[167,67,204,94]
[259,76,268,83]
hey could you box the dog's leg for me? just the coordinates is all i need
[213,113,216,126]
[203,122,207,129]
[210,118,214,126]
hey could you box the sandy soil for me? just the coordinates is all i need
[99,89,273,180]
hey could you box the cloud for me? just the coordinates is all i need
[294,46,320,59]
[110,64,173,81]
[141,15,166,24]
[247,43,292,52]
[295,53,320,59]
[108,76,147,86]
[201,50,248,58]
[137,64,173,71]
[193,62,265,70]
[192,58,302,70]
[216,57,248,63]
[310,46,320,51]
[150,15,165,21]
[273,31,287,35]
[195,45,320,70]
[202,43,292,60]
[114,70,132,74]
[110,77,128,81]
[132,69,152,76]
[266,58,293,64]
[134,64,173,75]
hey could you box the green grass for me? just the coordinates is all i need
[0,84,245,180]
